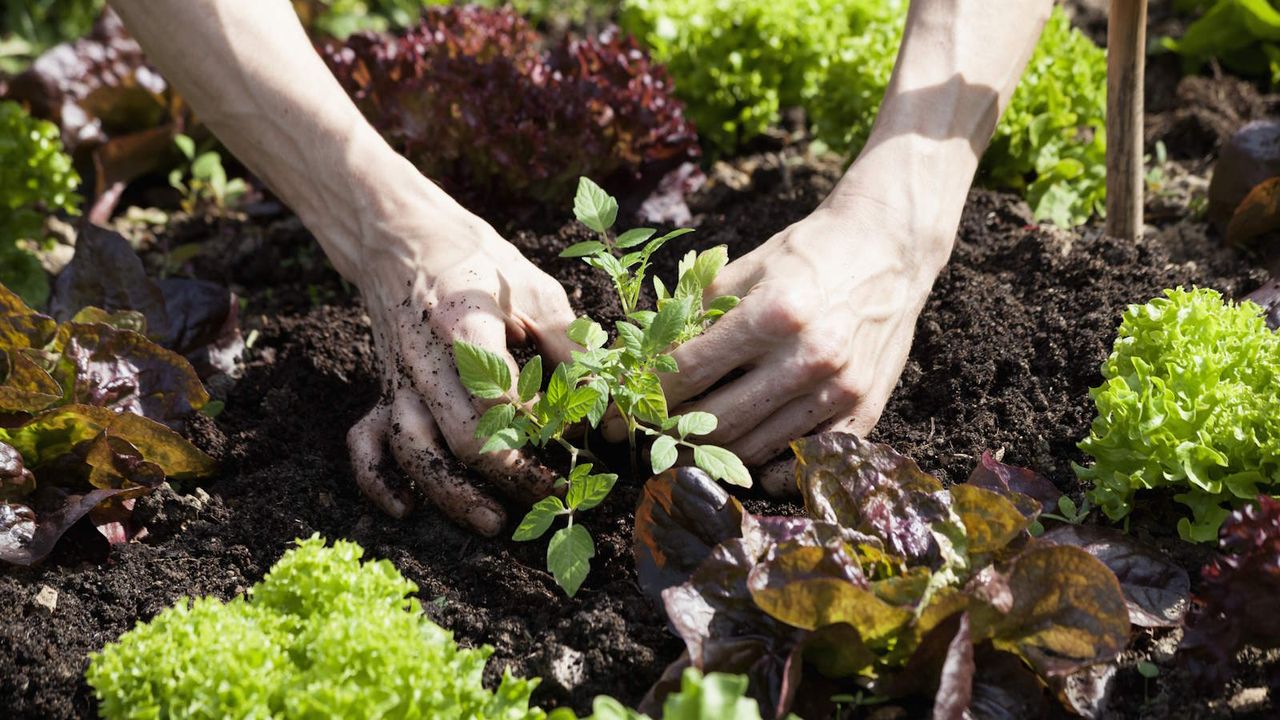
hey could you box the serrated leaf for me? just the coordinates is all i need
[586,378,610,427]
[567,472,618,511]
[564,385,600,423]
[573,177,618,234]
[651,435,679,474]
[653,354,679,373]
[677,412,718,438]
[479,427,526,454]
[567,317,608,350]
[643,298,689,355]
[560,241,606,258]
[584,252,626,280]
[453,340,511,399]
[544,362,572,411]
[628,310,657,329]
[512,496,565,541]
[616,228,657,249]
[676,246,729,299]
[706,295,741,315]
[517,356,542,403]
[616,322,644,358]
[475,403,516,439]
[694,445,752,488]
[547,524,595,596]
[625,371,668,425]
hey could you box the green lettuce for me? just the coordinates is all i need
[87,535,545,720]
[1077,288,1280,542]
[1165,0,1280,85]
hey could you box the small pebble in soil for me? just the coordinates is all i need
[33,585,58,614]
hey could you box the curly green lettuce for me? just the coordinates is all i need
[1077,288,1280,542]
[87,536,545,720]
[0,101,80,306]
[810,6,1106,226]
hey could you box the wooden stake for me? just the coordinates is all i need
[1106,0,1148,240]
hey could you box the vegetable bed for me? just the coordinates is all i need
[0,141,1272,717]
[4,1,1280,718]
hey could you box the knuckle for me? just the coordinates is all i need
[794,337,847,381]
[825,378,862,408]
[752,287,812,337]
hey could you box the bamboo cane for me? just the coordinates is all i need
[1105,0,1148,240]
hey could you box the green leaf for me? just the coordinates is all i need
[560,241,606,258]
[475,403,516,439]
[1058,496,1078,518]
[677,412,718,438]
[547,524,595,597]
[174,134,195,160]
[573,177,618,234]
[567,317,608,349]
[544,363,572,410]
[625,371,668,426]
[453,340,511,399]
[585,378,610,427]
[584,252,626,281]
[191,151,222,181]
[676,246,728,298]
[643,297,689,355]
[652,354,679,373]
[628,310,657,329]
[517,356,542,403]
[706,295,741,316]
[646,228,695,255]
[479,428,526,453]
[567,472,618,511]
[615,228,656,249]
[616,322,644,358]
[512,496,565,541]
[564,385,601,423]
[651,435,679,474]
[653,275,670,302]
[693,445,752,488]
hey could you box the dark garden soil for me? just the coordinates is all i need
[4,48,1280,720]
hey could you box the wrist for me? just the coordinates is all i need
[821,133,973,276]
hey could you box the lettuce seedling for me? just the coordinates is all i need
[1076,287,1280,542]
[0,276,214,565]
[454,176,746,596]
[87,535,546,720]
[633,433,1147,718]
[0,100,80,306]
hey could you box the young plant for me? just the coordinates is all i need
[87,535,545,720]
[169,134,247,215]
[0,100,80,306]
[453,176,747,596]
[1076,287,1280,542]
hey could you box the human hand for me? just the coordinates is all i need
[345,197,578,536]
[648,202,952,495]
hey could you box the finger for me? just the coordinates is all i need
[757,456,799,498]
[672,341,842,446]
[389,391,505,536]
[347,401,412,518]
[662,298,766,406]
[525,285,580,367]
[726,383,856,467]
[400,321,557,503]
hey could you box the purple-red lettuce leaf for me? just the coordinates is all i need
[634,466,747,603]
[660,537,808,719]
[1179,495,1280,691]
[638,432,1132,718]
[967,451,1063,512]
[0,486,132,565]
[322,6,701,220]
[0,440,35,500]
[50,226,243,376]
[50,321,209,424]
[1040,524,1189,628]
[793,433,952,566]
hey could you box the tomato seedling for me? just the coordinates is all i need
[454,176,749,596]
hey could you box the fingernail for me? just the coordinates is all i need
[474,506,503,537]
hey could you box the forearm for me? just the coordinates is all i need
[823,0,1052,269]
[106,0,457,284]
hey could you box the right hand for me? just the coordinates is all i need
[345,198,579,536]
